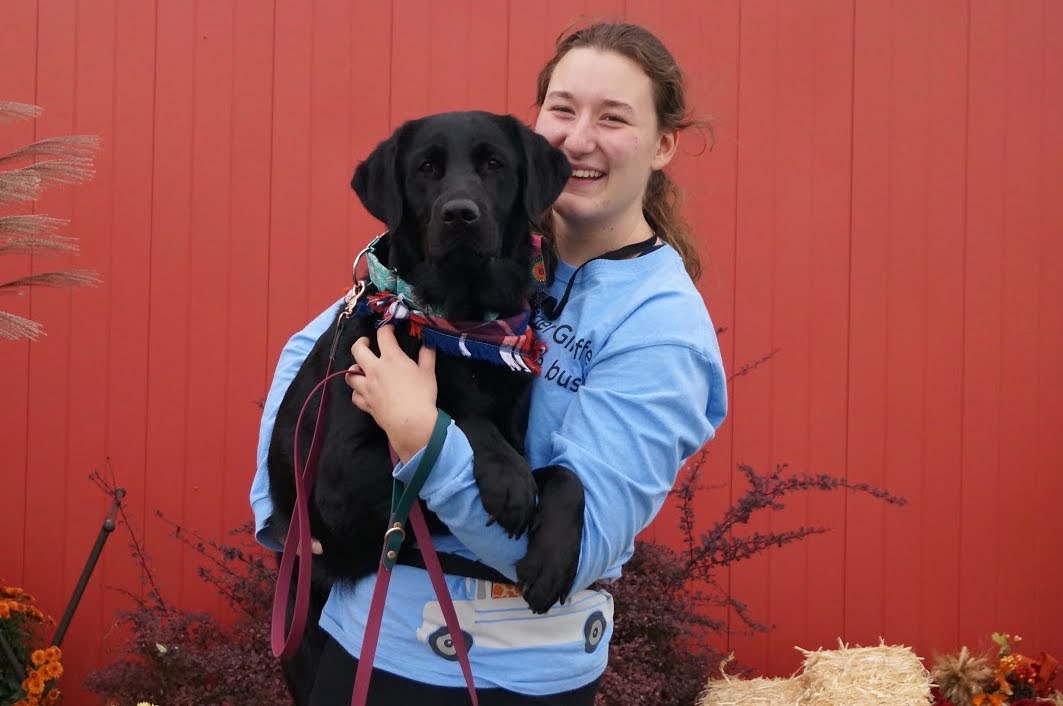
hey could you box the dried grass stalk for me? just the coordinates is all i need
[0,233,79,255]
[0,134,101,165]
[0,169,43,202]
[0,215,69,235]
[23,158,97,186]
[0,269,101,291]
[799,640,932,706]
[0,102,42,122]
[0,310,44,340]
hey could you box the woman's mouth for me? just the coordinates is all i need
[570,168,604,180]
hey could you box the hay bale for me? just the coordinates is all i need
[698,655,808,706]
[698,674,808,706]
[798,639,932,706]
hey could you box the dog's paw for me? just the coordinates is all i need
[515,525,580,614]
[477,464,537,539]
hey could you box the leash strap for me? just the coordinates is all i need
[352,411,479,706]
[272,304,358,661]
[271,367,351,660]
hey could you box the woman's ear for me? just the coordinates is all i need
[651,129,679,171]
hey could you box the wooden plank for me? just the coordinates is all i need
[466,0,509,115]
[347,0,392,261]
[917,0,968,656]
[182,0,236,615]
[959,0,1008,643]
[994,0,1044,646]
[760,0,820,673]
[99,0,158,678]
[59,1,117,698]
[727,0,780,671]
[1037,0,1063,655]
[427,0,471,113]
[784,0,853,669]
[222,0,276,532]
[881,0,931,650]
[23,0,77,636]
[267,0,313,365]
[306,0,355,310]
[0,0,37,593]
[845,0,891,647]
[506,0,549,121]
[143,0,197,606]
[389,0,431,125]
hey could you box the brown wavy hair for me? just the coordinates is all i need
[535,22,703,281]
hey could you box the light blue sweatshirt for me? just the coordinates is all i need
[249,243,727,694]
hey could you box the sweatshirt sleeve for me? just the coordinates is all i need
[249,300,342,551]
[393,337,727,590]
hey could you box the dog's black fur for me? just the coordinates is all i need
[266,115,589,690]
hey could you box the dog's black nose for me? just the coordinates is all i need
[441,199,480,226]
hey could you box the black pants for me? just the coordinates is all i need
[309,635,600,706]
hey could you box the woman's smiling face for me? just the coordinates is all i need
[534,47,676,232]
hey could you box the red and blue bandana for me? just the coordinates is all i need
[355,292,547,375]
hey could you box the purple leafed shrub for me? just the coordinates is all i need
[593,454,906,706]
[84,473,291,706]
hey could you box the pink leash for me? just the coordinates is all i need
[270,294,478,704]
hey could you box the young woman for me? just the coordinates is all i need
[251,22,727,706]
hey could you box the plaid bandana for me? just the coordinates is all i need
[355,292,547,375]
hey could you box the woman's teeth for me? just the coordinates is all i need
[572,169,603,179]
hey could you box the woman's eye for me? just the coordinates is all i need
[603,114,626,124]
[549,105,574,115]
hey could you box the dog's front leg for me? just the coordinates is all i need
[515,466,585,614]
[456,416,538,539]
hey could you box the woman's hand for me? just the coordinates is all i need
[346,325,439,463]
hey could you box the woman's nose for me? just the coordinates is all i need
[562,117,595,155]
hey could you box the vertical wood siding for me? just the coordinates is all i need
[0,1,1060,701]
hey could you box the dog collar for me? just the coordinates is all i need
[363,233,549,320]
[354,291,547,375]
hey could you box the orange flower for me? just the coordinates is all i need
[44,646,61,662]
[0,602,11,618]
[22,672,46,696]
[44,689,60,704]
[30,649,47,667]
[44,661,63,679]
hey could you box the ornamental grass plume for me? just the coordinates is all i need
[0,100,102,341]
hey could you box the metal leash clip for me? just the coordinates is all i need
[338,234,383,324]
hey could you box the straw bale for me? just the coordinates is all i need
[699,655,808,706]
[698,674,808,706]
[799,639,932,706]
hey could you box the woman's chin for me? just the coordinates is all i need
[553,193,601,224]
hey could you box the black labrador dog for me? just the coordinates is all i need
[266,113,587,681]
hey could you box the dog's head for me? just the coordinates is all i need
[352,111,570,319]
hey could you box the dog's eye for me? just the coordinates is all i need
[417,160,435,174]
[486,158,503,171]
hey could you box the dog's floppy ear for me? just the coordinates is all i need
[504,116,571,227]
[351,123,411,233]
